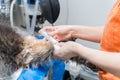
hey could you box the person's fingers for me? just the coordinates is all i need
[42,27,55,31]
[52,35,61,41]
[57,42,65,47]
[56,37,65,41]
[53,36,57,39]
[53,51,60,59]
[53,55,67,61]
[38,26,56,33]
[48,30,59,36]
[55,38,61,42]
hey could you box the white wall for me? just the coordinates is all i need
[45,0,115,49]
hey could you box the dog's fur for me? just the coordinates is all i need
[71,56,98,72]
[0,24,54,80]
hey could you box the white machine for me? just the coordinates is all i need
[0,0,60,34]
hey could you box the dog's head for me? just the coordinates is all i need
[0,23,54,70]
[15,36,54,68]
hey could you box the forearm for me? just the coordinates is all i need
[70,25,104,43]
[75,44,120,77]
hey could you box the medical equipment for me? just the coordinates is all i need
[40,30,60,51]
[0,0,10,15]
[0,0,60,34]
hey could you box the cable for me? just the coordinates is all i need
[31,0,39,34]
[24,0,31,33]
[10,0,16,27]
[5,0,10,15]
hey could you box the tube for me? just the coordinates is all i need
[10,0,16,27]
[31,0,39,34]
[24,0,31,33]
[40,30,60,51]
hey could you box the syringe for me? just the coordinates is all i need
[40,30,60,51]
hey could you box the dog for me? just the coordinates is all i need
[0,24,54,80]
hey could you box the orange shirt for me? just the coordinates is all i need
[100,0,120,80]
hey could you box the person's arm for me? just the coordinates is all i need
[54,41,120,77]
[40,25,104,43]
[71,25,104,43]
[75,44,120,77]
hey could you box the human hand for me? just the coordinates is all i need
[39,25,74,41]
[53,41,80,61]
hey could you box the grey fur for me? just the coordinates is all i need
[0,24,54,79]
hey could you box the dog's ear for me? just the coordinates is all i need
[15,49,34,68]
[15,36,54,68]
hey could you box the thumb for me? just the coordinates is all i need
[48,30,59,36]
